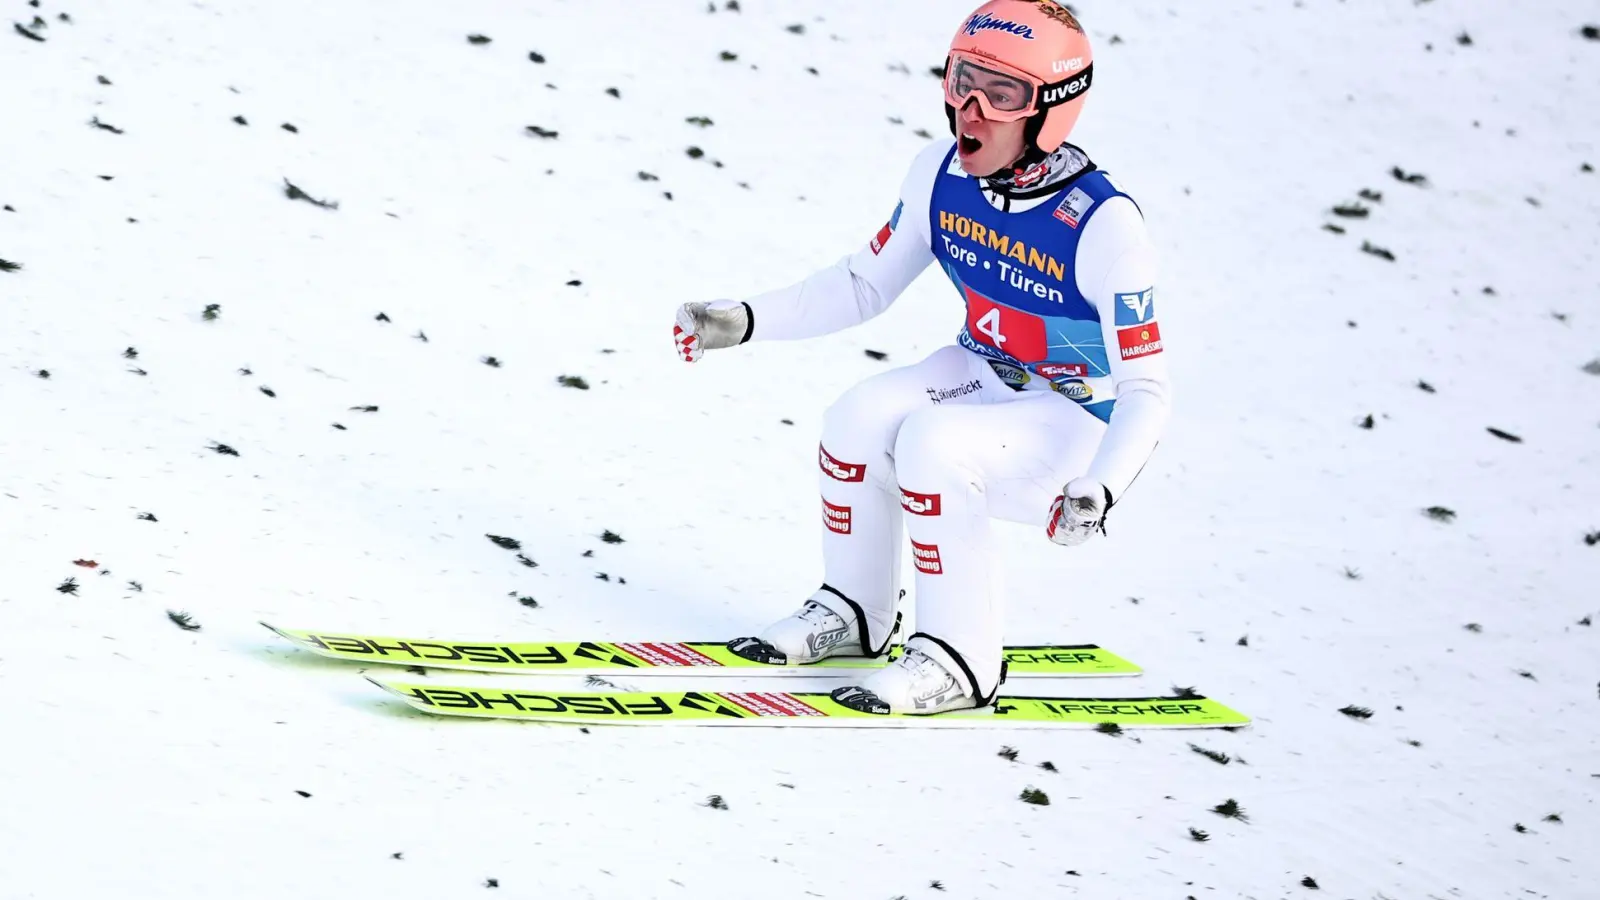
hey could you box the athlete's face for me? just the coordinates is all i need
[954,96,1028,177]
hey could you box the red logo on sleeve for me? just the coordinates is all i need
[870,200,904,255]
[911,541,943,574]
[1117,321,1163,360]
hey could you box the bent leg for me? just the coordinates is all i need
[891,393,1106,697]
[816,345,993,652]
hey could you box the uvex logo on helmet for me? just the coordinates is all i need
[1040,69,1092,106]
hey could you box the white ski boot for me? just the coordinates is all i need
[830,638,983,715]
[727,590,868,665]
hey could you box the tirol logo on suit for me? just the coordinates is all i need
[900,488,942,516]
[818,445,865,482]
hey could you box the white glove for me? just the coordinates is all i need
[1046,477,1112,547]
[674,300,752,363]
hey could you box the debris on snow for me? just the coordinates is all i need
[167,610,201,631]
[1189,744,1231,765]
[1360,241,1396,261]
[1210,799,1248,821]
[284,179,338,210]
[1391,166,1428,185]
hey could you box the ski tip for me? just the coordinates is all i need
[363,674,400,694]
[259,621,289,637]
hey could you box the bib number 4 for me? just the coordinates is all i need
[975,308,1007,347]
[964,290,1048,362]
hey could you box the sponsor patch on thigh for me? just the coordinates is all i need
[911,540,943,574]
[822,499,852,534]
[818,444,866,482]
[900,489,941,516]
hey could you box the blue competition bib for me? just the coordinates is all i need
[929,147,1135,423]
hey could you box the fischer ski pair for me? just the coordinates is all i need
[264,623,1251,730]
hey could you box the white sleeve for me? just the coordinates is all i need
[741,141,948,342]
[1073,195,1171,502]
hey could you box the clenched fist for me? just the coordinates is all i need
[674,300,752,363]
[1046,478,1113,547]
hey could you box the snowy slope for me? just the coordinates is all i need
[2,0,1597,897]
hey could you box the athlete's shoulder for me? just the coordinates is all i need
[902,138,957,188]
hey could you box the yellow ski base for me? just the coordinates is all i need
[264,622,1141,677]
[369,678,1251,730]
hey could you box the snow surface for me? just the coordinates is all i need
[2,1,1598,898]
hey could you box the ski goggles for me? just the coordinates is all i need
[943,51,1093,122]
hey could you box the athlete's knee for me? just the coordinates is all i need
[819,379,905,487]
[893,407,979,485]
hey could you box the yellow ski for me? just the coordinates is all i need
[263,622,1142,677]
[368,678,1250,730]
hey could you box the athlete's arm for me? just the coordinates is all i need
[1074,195,1170,501]
[740,142,948,342]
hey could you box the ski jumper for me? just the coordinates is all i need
[739,139,1169,699]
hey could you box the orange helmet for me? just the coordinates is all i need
[943,1,1094,154]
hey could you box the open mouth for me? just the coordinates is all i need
[959,132,983,155]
